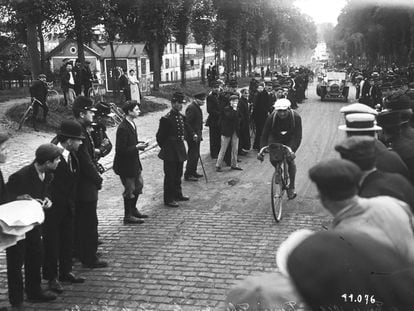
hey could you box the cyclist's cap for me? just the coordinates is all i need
[35,143,63,164]
[335,136,376,161]
[340,103,378,116]
[171,92,186,104]
[72,96,97,112]
[273,98,291,110]
[229,94,239,101]
[309,159,361,201]
[338,113,381,132]
[38,74,46,79]
[194,92,206,100]
[58,120,85,140]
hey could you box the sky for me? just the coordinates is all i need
[294,0,347,25]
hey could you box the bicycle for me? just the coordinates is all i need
[88,82,105,104]
[107,102,125,126]
[258,143,293,222]
[18,97,44,130]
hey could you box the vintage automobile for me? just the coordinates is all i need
[316,71,349,102]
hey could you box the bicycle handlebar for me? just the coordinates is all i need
[258,143,292,156]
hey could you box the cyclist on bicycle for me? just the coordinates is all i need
[258,98,302,199]
[29,73,49,127]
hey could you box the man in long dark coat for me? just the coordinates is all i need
[206,83,221,159]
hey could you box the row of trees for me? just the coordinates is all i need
[1,0,317,89]
[326,0,414,69]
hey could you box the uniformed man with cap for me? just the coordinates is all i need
[156,92,195,207]
[72,96,107,268]
[338,110,410,180]
[184,92,206,181]
[6,143,63,307]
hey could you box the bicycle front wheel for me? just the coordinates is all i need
[47,90,60,111]
[271,170,284,222]
[18,106,32,130]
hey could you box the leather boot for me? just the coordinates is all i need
[131,196,148,219]
[123,198,144,224]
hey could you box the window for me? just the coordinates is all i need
[170,43,172,53]
[166,73,169,81]
[165,58,170,69]
[175,71,178,80]
[141,58,146,75]
[175,44,177,53]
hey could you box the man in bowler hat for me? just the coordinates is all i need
[113,101,149,224]
[72,96,107,268]
[6,144,63,307]
[43,121,86,295]
[184,92,206,181]
[156,92,196,207]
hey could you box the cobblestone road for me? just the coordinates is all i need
[0,87,348,310]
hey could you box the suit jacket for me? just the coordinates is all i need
[113,119,143,177]
[156,110,192,162]
[185,102,203,140]
[75,120,103,202]
[29,80,48,104]
[360,170,414,213]
[252,91,272,121]
[220,106,241,137]
[206,92,220,127]
[7,162,53,201]
[49,151,79,216]
[61,71,77,92]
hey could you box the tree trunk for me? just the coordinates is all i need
[72,0,85,88]
[37,24,45,74]
[152,41,161,91]
[225,48,232,74]
[201,44,206,84]
[252,52,257,68]
[410,12,414,62]
[248,52,252,73]
[241,48,247,78]
[181,44,186,86]
[26,22,41,79]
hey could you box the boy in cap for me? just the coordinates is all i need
[156,92,195,207]
[72,96,107,268]
[184,92,205,181]
[309,158,414,264]
[43,121,86,295]
[6,143,63,307]
[335,136,414,212]
[29,74,49,129]
[113,101,149,224]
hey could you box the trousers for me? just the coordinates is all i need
[216,133,239,168]
[185,140,200,177]
[75,201,98,265]
[163,161,184,203]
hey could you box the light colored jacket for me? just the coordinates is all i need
[331,196,414,263]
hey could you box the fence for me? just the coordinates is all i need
[0,79,33,90]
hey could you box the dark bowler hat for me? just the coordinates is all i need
[171,91,186,104]
[194,92,206,100]
[72,96,97,112]
[377,110,406,128]
[338,113,381,132]
[58,120,85,140]
[335,136,376,161]
[95,102,115,117]
[212,80,221,88]
[35,143,63,163]
[309,159,361,201]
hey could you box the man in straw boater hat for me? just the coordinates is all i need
[335,135,414,212]
[339,103,410,180]
[43,121,86,295]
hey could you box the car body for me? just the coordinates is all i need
[317,71,349,102]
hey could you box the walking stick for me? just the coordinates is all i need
[199,155,208,183]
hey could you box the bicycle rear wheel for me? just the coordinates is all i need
[18,105,32,130]
[47,90,60,112]
[271,169,284,222]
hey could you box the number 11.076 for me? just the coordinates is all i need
[341,294,376,304]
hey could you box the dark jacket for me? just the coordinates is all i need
[61,71,77,92]
[252,91,272,121]
[49,151,79,213]
[29,80,48,104]
[75,120,103,202]
[390,134,414,184]
[113,119,143,177]
[220,106,241,137]
[156,109,193,162]
[7,162,53,201]
[375,140,410,181]
[260,109,302,152]
[359,170,414,213]
[185,102,203,140]
[206,92,220,127]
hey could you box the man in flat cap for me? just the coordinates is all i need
[6,143,63,307]
[29,74,49,130]
[309,158,414,264]
[72,96,107,269]
[206,82,221,159]
[156,92,195,207]
[216,94,242,171]
[335,136,414,212]
[184,93,205,181]
[43,121,86,295]
[339,112,410,180]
